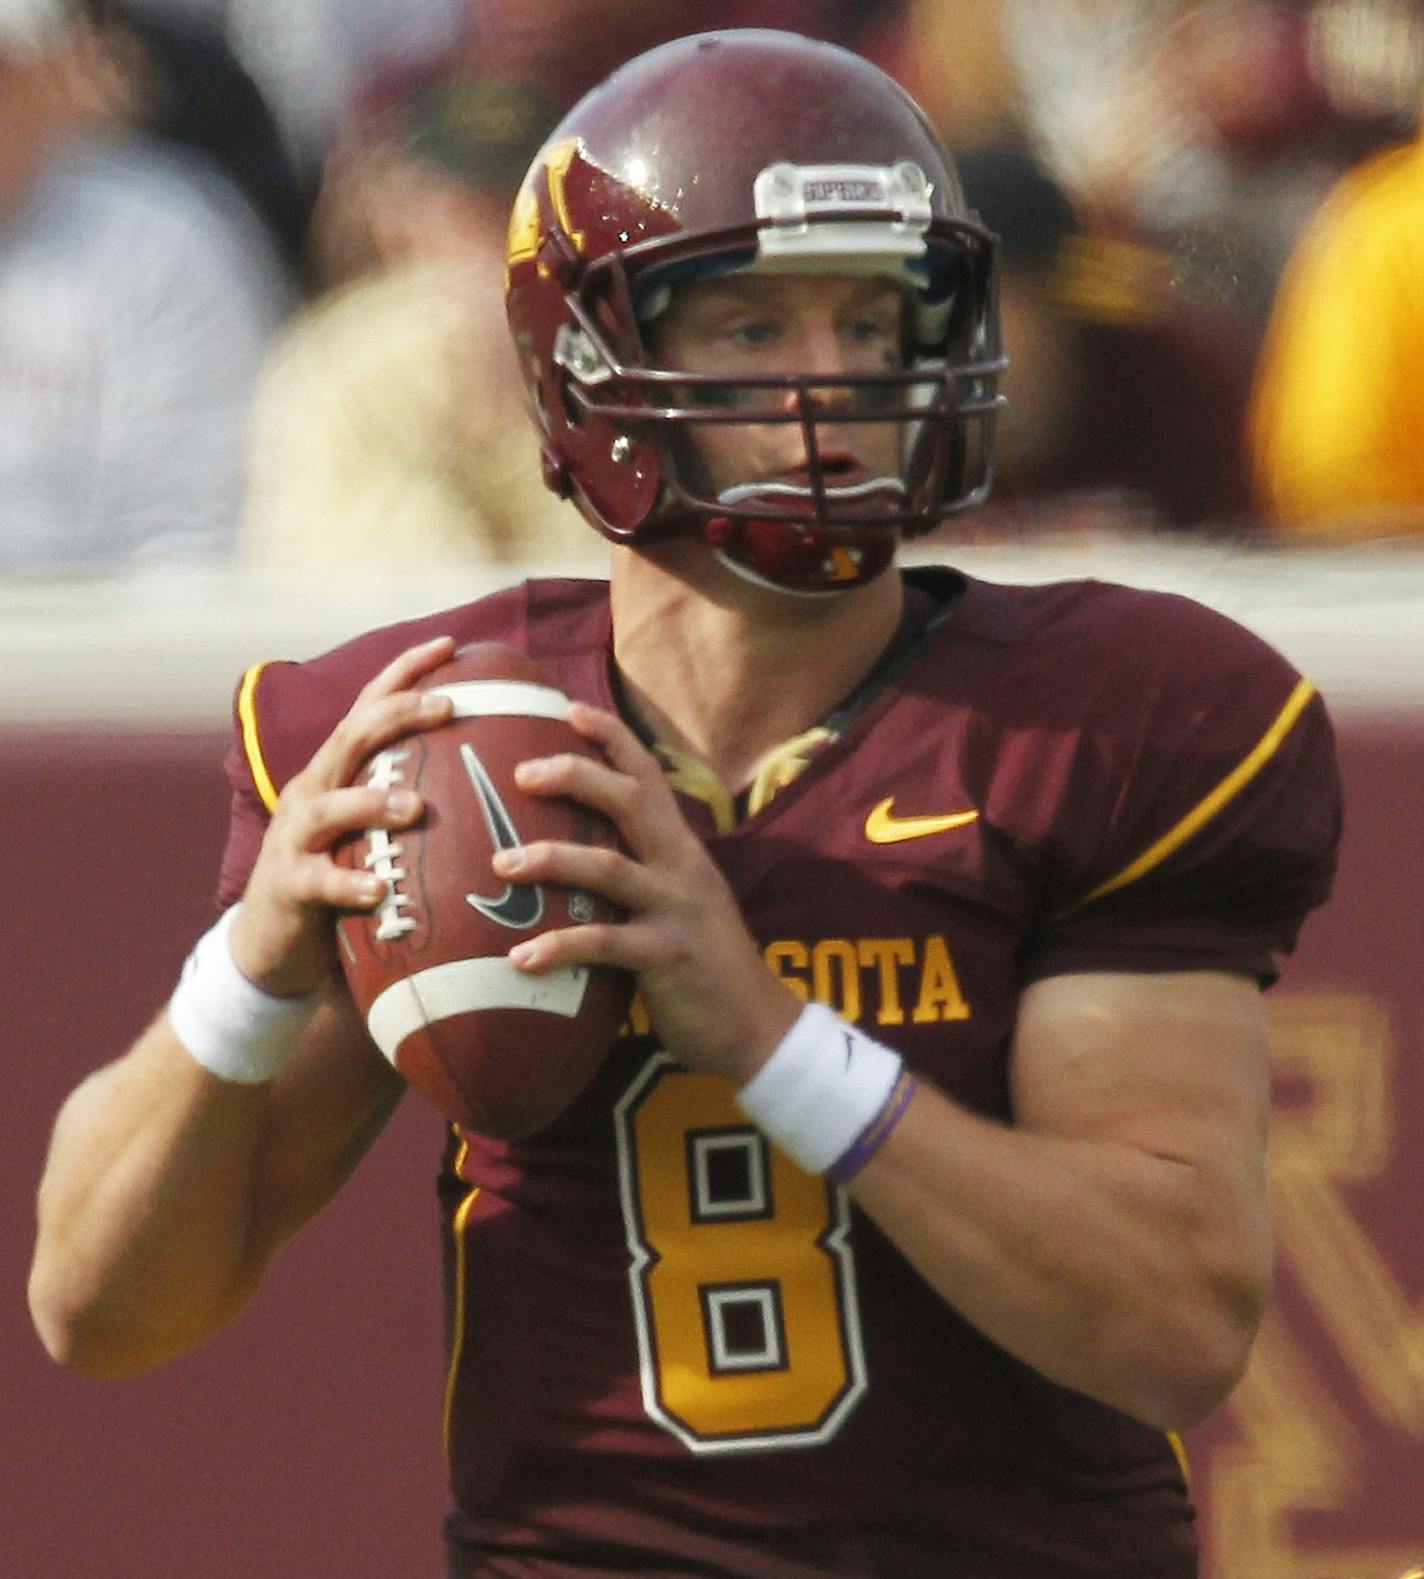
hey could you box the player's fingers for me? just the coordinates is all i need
[515,750,640,823]
[492,839,653,914]
[517,732,687,864]
[518,753,688,867]
[280,783,424,858]
[246,784,423,923]
[300,635,456,790]
[299,683,452,793]
[506,919,654,977]
[353,635,457,708]
[281,848,387,913]
[564,702,665,785]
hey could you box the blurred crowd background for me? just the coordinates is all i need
[3,0,1423,580]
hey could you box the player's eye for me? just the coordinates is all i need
[725,318,779,349]
[843,313,899,347]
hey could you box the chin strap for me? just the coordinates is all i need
[706,513,898,595]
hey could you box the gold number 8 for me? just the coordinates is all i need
[614,1053,869,1454]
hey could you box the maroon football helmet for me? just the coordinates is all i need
[504,29,1003,594]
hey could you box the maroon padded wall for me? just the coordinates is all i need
[2,733,447,1579]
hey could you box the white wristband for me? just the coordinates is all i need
[168,905,321,1084]
[736,1002,913,1177]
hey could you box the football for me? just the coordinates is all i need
[335,643,634,1137]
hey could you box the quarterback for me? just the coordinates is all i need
[30,31,1340,1578]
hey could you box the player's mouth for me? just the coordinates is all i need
[782,454,878,491]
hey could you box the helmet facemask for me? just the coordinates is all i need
[547,206,1003,594]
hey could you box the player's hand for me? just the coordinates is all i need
[493,703,802,1083]
[229,637,456,997]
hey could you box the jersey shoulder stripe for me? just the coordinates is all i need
[236,661,280,814]
[1069,675,1318,912]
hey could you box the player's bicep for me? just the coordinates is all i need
[1010,970,1270,1165]
[252,986,405,1251]
[1009,970,1275,1317]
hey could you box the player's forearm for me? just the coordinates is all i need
[28,1011,281,1375]
[849,1084,1270,1431]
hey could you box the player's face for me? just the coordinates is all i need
[646,271,907,498]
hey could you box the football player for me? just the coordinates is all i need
[29,31,1340,1578]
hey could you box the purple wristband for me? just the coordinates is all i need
[827,1068,921,1183]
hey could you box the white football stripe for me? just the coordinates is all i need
[365,957,590,1062]
[431,680,570,720]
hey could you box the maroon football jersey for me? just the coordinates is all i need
[219,568,1340,1578]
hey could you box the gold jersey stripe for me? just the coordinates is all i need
[1074,677,1318,911]
[442,1134,481,1455]
[1166,1429,1191,1487]
[236,662,281,814]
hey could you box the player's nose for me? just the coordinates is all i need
[777,318,856,414]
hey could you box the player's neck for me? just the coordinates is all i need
[609,541,905,794]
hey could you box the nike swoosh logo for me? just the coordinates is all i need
[864,797,980,845]
[460,743,544,930]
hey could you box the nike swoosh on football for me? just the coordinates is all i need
[864,797,980,844]
[460,743,545,929]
